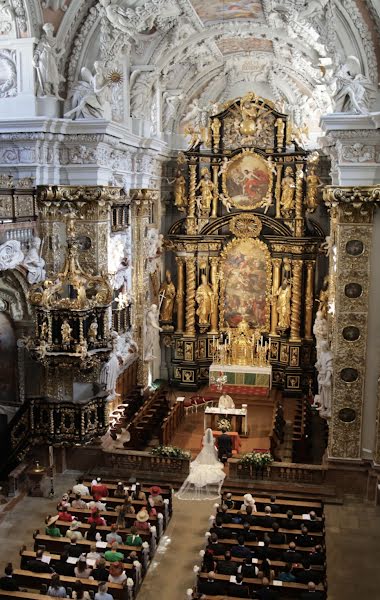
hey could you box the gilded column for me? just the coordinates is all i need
[275,163,283,219]
[175,256,185,333]
[270,258,282,335]
[186,163,197,234]
[290,259,303,342]
[185,256,196,336]
[209,257,219,334]
[294,164,305,237]
[211,164,219,218]
[304,260,315,340]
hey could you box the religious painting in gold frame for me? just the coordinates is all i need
[219,237,271,332]
[222,149,273,210]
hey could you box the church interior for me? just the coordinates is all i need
[0,0,379,598]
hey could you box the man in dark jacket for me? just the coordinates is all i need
[26,549,54,574]
[217,429,232,462]
[0,564,19,591]
[216,550,238,575]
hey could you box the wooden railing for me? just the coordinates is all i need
[104,448,190,480]
[228,458,327,485]
[159,400,185,446]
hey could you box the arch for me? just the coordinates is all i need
[200,212,292,237]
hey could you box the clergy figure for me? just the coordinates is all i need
[196,273,214,326]
[159,270,176,322]
[218,391,235,410]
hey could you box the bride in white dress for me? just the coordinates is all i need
[176,428,226,500]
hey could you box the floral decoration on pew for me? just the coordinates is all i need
[217,418,232,432]
[151,445,191,459]
[238,450,273,467]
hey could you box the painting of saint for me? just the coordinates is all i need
[223,152,271,209]
[221,238,270,330]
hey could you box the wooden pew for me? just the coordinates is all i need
[20,550,135,574]
[53,520,151,543]
[34,534,143,559]
[68,506,157,524]
[12,570,127,600]
[224,508,324,525]
[68,493,166,513]
[212,554,325,574]
[198,572,326,597]
[222,522,324,540]
[215,538,317,555]
[0,593,53,599]
[82,480,172,497]
[221,492,323,516]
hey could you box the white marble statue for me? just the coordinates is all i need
[315,339,333,418]
[22,237,46,284]
[298,0,329,21]
[313,310,329,361]
[182,98,209,131]
[144,304,162,362]
[0,0,14,20]
[0,240,24,271]
[218,392,235,410]
[146,229,164,260]
[65,62,111,120]
[33,23,65,99]
[333,56,375,114]
[100,353,120,397]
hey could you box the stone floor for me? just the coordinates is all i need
[0,472,379,599]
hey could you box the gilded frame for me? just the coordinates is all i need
[219,236,272,333]
[222,149,273,211]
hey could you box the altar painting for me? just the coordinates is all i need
[223,151,271,210]
[220,238,271,331]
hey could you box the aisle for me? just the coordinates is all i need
[137,495,214,599]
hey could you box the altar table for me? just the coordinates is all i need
[204,406,248,436]
[209,363,272,395]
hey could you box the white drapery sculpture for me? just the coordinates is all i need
[315,340,333,419]
[22,237,46,284]
[65,63,112,120]
[33,23,65,99]
[333,56,375,114]
[0,240,24,270]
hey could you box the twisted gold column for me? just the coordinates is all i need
[211,165,219,218]
[187,164,197,234]
[294,164,305,237]
[270,258,282,335]
[290,259,303,342]
[175,257,185,333]
[275,163,283,219]
[209,257,219,334]
[304,260,315,340]
[185,256,196,336]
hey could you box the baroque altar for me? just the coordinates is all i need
[160,93,325,394]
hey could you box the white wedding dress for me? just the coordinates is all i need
[176,428,226,500]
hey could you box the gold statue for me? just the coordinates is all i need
[305,166,322,211]
[196,167,215,216]
[61,319,72,345]
[276,280,292,329]
[318,276,329,318]
[40,320,48,340]
[174,170,187,210]
[280,166,295,214]
[88,318,98,343]
[159,270,176,322]
[195,273,214,326]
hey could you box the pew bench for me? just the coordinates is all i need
[216,538,317,555]
[212,554,325,573]
[0,593,53,599]
[198,572,326,597]
[225,508,324,524]
[222,522,324,540]
[20,550,135,574]
[34,534,143,559]
[222,492,323,516]
[82,480,172,497]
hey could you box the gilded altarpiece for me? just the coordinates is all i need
[162,94,324,392]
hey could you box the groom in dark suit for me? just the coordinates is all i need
[217,428,233,463]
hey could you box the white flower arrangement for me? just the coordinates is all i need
[217,418,232,432]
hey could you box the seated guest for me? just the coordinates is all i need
[229,573,250,598]
[91,477,109,501]
[210,516,229,539]
[87,508,106,526]
[282,510,298,530]
[115,500,135,529]
[244,504,257,525]
[256,537,277,561]
[256,576,278,600]
[216,550,237,575]
[73,477,90,497]
[58,505,74,522]
[304,511,323,533]
[231,535,252,559]
[201,548,216,573]
[95,582,114,600]
[71,580,91,599]
[90,557,109,581]
[283,542,302,564]
[74,555,92,579]
[72,493,87,509]
[106,524,123,545]
[0,563,19,591]
[295,559,322,584]
[45,515,62,537]
[114,482,127,498]
[258,558,275,583]
[57,493,71,512]
[269,495,280,514]
[269,521,285,545]
[231,509,244,524]
[149,485,164,506]
[64,534,83,558]
[47,573,67,598]
[55,552,75,577]
[87,495,107,512]
[86,544,101,562]
[197,571,224,596]
[242,521,257,542]
[104,542,124,563]
[108,561,127,584]
[220,504,232,523]
[207,533,225,557]
[241,493,257,513]
[277,563,296,582]
[27,549,54,573]
[224,492,235,509]
[66,521,83,541]
[300,581,325,600]
[125,526,142,547]
[296,526,314,548]
[134,507,150,532]
[308,545,325,566]
[238,556,259,578]
[130,482,146,502]
[85,522,101,541]
[259,506,274,529]
[124,551,138,566]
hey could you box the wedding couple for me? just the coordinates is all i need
[176,428,232,500]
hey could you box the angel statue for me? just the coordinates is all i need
[65,62,112,120]
[333,56,375,114]
[182,98,210,145]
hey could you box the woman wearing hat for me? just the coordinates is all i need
[241,493,257,512]
[66,521,83,541]
[87,508,106,526]
[56,493,71,512]
[148,485,164,507]
[115,499,135,529]
[108,561,127,584]
[114,482,127,499]
[45,515,62,537]
[133,507,150,533]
